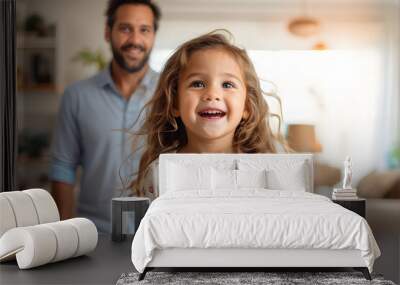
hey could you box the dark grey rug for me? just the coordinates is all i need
[116,271,396,285]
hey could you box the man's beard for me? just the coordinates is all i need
[111,41,151,73]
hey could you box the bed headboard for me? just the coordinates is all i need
[158,153,314,195]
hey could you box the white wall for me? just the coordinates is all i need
[24,0,386,87]
[21,0,395,184]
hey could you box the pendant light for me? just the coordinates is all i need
[288,0,320,38]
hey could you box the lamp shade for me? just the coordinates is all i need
[287,124,322,153]
[288,17,320,37]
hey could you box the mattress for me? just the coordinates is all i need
[131,189,381,273]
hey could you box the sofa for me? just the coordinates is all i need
[357,170,400,284]
[366,199,400,284]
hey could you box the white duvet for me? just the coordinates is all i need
[131,190,380,273]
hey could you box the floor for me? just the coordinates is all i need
[366,199,400,284]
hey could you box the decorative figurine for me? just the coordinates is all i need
[342,156,353,190]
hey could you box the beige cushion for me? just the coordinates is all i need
[313,162,341,187]
[358,170,400,198]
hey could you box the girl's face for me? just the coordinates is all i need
[176,48,247,146]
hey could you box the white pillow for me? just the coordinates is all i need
[237,169,268,189]
[237,159,309,191]
[212,169,268,190]
[212,169,237,190]
[266,165,307,191]
[167,162,212,192]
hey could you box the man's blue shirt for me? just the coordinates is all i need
[50,67,159,232]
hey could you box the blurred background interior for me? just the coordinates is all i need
[15,0,400,282]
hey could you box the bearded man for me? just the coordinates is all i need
[50,0,161,232]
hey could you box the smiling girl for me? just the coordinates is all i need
[132,30,287,197]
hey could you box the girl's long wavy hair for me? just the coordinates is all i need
[131,30,287,196]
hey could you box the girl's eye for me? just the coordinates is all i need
[190,81,205,88]
[222,81,235,88]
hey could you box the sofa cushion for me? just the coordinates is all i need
[358,170,400,198]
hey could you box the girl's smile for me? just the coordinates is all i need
[197,107,227,120]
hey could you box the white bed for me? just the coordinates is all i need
[131,154,380,280]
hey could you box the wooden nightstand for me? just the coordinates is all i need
[332,198,366,218]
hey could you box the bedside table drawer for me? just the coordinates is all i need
[332,199,366,218]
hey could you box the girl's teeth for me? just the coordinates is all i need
[199,111,225,117]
